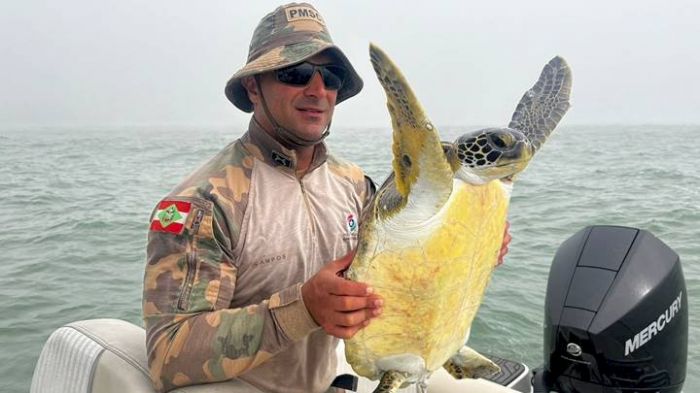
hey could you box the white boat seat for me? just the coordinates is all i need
[30,319,260,393]
[31,319,521,393]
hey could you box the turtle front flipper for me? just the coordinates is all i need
[508,56,572,152]
[373,370,409,393]
[369,43,454,220]
[443,345,500,379]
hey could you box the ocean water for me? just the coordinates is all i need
[0,124,698,392]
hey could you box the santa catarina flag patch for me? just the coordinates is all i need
[150,200,192,234]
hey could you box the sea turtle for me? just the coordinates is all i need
[344,44,572,393]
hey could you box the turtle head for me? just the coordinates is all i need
[448,127,533,184]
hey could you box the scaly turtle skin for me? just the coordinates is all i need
[344,44,572,393]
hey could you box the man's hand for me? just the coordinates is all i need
[302,252,383,339]
[496,221,512,267]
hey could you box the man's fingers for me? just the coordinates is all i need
[303,251,379,334]
[497,246,508,266]
[496,221,512,267]
[333,307,382,327]
[320,302,384,338]
[326,311,380,339]
[333,295,383,312]
[329,276,373,297]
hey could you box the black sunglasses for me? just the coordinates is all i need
[275,62,347,91]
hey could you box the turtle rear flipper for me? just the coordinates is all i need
[443,345,500,379]
[373,370,408,393]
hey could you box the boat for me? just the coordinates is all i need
[29,225,688,393]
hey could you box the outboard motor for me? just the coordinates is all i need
[533,225,687,393]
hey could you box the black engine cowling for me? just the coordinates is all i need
[538,225,687,392]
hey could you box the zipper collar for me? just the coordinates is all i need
[242,117,329,173]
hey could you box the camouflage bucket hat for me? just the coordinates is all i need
[225,3,363,113]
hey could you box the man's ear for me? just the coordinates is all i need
[242,76,260,106]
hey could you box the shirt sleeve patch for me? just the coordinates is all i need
[150,200,193,235]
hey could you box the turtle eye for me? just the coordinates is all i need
[492,135,507,148]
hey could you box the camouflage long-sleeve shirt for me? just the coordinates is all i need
[143,120,372,392]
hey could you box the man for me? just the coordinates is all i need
[143,4,381,392]
[143,3,509,393]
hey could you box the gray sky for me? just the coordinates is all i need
[1,0,699,129]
